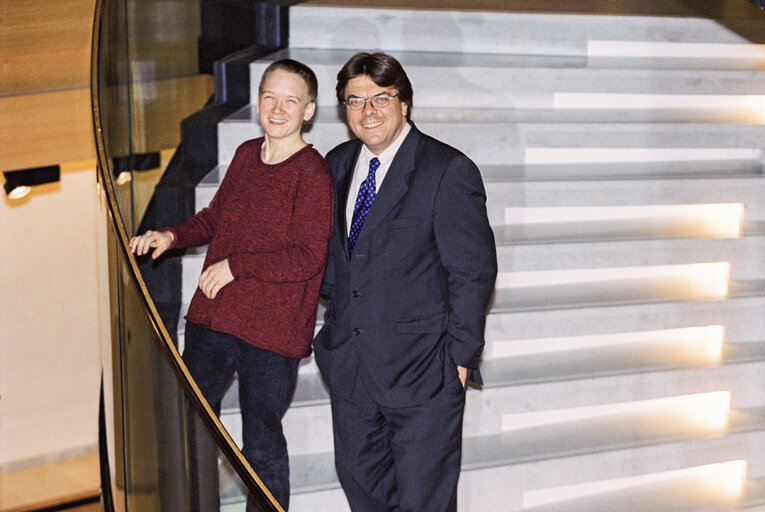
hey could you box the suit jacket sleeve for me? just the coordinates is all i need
[433,154,497,370]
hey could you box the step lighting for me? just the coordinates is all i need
[502,390,731,432]
[522,459,746,508]
[588,40,765,59]
[504,203,744,237]
[524,147,760,165]
[553,92,765,114]
[492,325,725,360]
[495,261,730,298]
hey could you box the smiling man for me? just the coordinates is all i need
[313,52,497,511]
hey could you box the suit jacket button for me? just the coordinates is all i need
[352,290,359,297]
[352,328,360,335]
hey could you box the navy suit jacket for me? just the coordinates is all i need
[314,123,497,407]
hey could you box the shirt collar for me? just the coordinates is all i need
[360,122,411,168]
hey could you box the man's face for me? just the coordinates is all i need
[343,74,408,155]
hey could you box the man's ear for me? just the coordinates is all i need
[304,101,316,122]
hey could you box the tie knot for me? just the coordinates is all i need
[369,157,380,174]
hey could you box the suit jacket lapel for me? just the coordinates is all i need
[336,142,362,259]
[357,125,420,239]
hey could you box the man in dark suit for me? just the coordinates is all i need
[313,52,497,511]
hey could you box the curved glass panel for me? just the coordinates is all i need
[91,0,282,510]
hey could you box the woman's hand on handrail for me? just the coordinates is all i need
[129,230,174,259]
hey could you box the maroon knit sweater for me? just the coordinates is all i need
[165,138,334,359]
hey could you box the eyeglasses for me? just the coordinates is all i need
[344,94,399,110]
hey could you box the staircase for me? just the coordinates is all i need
[178,5,765,511]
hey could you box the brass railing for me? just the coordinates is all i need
[90,0,282,509]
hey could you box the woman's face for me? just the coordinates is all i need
[256,68,316,141]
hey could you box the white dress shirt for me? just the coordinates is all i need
[345,123,412,233]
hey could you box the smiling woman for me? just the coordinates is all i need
[127,58,333,511]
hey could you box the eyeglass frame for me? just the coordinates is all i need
[343,93,400,110]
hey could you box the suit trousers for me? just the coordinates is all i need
[183,321,300,510]
[330,370,466,512]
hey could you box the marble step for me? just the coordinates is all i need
[283,408,765,511]
[218,108,765,165]
[522,475,765,512]
[487,178,765,225]
[180,230,765,306]
[485,280,765,350]
[178,280,765,355]
[251,48,765,109]
[178,281,765,359]
[199,159,763,196]
[216,341,765,455]
[288,6,765,56]
[196,161,764,213]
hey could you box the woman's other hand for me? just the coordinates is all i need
[198,259,234,300]
[129,230,174,259]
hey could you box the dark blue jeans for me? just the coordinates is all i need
[183,321,300,510]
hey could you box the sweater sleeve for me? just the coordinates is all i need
[164,150,242,249]
[227,158,334,283]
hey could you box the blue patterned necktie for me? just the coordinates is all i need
[348,157,380,255]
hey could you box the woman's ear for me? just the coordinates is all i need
[303,101,316,122]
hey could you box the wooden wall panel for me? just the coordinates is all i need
[0,0,96,96]
[0,88,95,172]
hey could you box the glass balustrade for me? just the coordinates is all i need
[91,0,282,509]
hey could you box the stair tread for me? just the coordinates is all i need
[219,340,765,412]
[225,103,765,126]
[262,46,587,69]
[482,340,765,388]
[199,162,763,192]
[523,476,765,512]
[481,161,764,182]
[285,406,765,493]
[257,47,765,74]
[491,279,765,314]
[494,220,765,246]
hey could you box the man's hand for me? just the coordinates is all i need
[129,230,174,259]
[457,365,468,388]
[199,259,234,300]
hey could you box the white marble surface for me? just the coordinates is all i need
[288,6,762,56]
[179,5,765,510]
[250,48,765,111]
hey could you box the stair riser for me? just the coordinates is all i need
[496,236,765,280]
[197,174,765,226]
[487,178,765,225]
[218,120,765,166]
[485,296,765,351]
[251,57,765,109]
[286,429,765,511]
[289,6,761,55]
[461,429,765,511]
[182,236,765,307]
[217,359,765,457]
[179,286,765,356]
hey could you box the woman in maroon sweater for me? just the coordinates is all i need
[130,59,333,510]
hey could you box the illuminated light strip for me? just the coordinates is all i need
[524,147,761,164]
[503,390,730,432]
[495,262,729,295]
[491,325,725,359]
[553,92,765,110]
[588,40,765,58]
[523,460,746,509]
[503,203,744,237]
